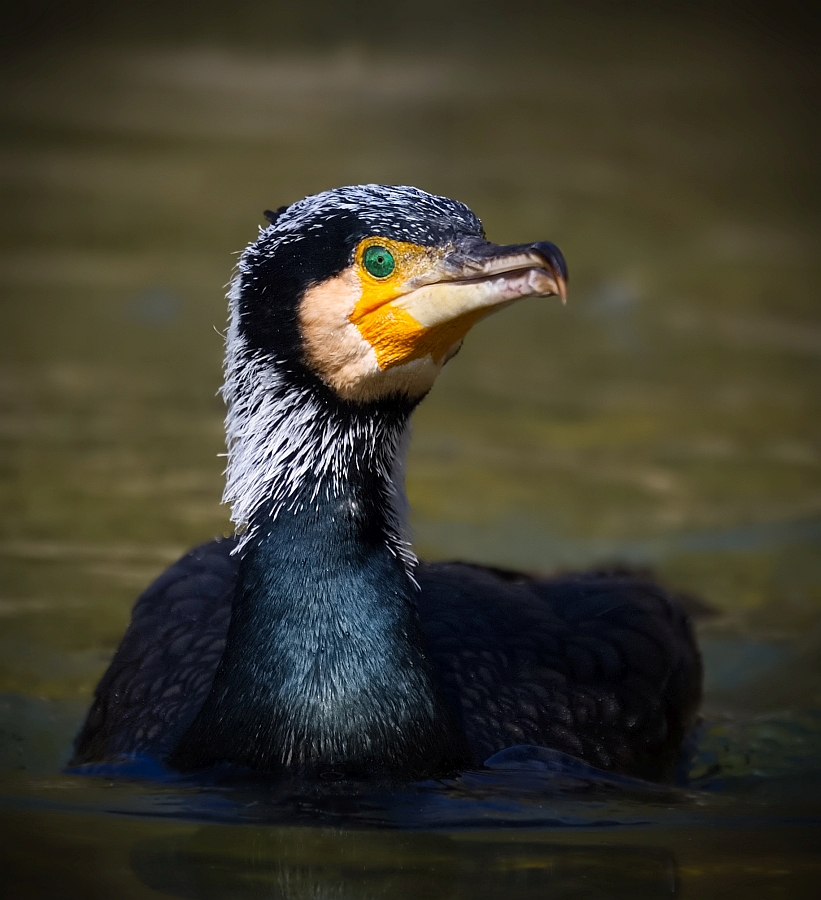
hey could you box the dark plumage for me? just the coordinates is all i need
[71,185,701,781]
[73,539,700,781]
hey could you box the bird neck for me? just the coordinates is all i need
[172,348,467,776]
[220,337,415,568]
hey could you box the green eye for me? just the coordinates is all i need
[363,245,395,278]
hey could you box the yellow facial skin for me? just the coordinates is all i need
[350,238,471,370]
[299,234,566,402]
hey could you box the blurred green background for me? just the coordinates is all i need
[0,2,819,895]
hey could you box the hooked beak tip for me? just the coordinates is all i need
[557,275,568,305]
[530,241,568,305]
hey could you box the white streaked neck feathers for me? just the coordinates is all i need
[221,275,416,571]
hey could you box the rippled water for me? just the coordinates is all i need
[1,6,819,897]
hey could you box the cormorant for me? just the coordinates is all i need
[71,185,701,782]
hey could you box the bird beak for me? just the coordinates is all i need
[393,236,568,332]
[347,235,568,374]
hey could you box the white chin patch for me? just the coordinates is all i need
[355,353,443,402]
[300,271,446,402]
[314,329,443,402]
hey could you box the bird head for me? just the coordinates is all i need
[232,184,567,404]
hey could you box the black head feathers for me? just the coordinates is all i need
[240,186,485,371]
[263,206,290,226]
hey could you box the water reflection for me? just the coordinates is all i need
[131,829,678,900]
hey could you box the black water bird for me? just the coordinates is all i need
[72,185,701,781]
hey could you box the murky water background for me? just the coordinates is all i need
[1,4,819,896]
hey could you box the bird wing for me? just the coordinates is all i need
[415,562,702,780]
[70,537,239,766]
